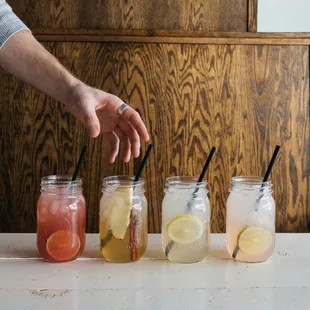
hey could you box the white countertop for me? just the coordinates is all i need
[0,233,310,310]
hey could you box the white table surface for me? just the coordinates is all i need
[0,233,310,310]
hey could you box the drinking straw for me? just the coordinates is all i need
[232,145,281,259]
[262,145,281,184]
[165,147,216,258]
[72,146,87,182]
[68,146,86,193]
[186,146,216,210]
[134,144,153,182]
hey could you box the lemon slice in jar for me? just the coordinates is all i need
[167,214,203,244]
[107,187,133,240]
[237,226,273,255]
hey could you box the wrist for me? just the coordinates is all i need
[60,79,85,107]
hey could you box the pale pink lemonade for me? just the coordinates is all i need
[226,220,275,263]
[226,177,276,263]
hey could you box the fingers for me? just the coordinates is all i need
[103,132,120,163]
[118,119,140,158]
[104,128,131,163]
[121,107,150,142]
[114,127,131,162]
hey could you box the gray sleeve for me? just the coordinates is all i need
[0,0,30,49]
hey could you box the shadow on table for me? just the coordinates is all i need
[82,244,166,262]
[145,243,232,260]
[81,247,102,259]
[5,248,40,259]
[207,246,231,260]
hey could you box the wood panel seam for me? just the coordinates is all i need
[32,29,310,45]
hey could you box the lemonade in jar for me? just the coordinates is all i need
[162,177,210,263]
[99,176,148,263]
[37,175,86,262]
[226,176,275,263]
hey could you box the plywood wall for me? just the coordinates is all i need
[1,0,309,233]
[1,42,309,233]
[8,0,247,31]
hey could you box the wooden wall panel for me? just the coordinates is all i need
[8,0,247,32]
[0,43,309,233]
[248,0,258,32]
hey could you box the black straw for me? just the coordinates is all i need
[262,145,281,183]
[72,146,87,181]
[256,144,281,202]
[198,147,216,182]
[193,146,216,196]
[134,144,153,182]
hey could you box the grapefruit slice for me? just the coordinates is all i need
[46,230,80,261]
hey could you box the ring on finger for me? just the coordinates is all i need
[117,103,129,117]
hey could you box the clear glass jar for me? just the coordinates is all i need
[162,176,210,263]
[226,176,275,263]
[37,175,86,262]
[99,176,148,263]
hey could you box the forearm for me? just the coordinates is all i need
[0,31,81,103]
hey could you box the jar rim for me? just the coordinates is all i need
[165,176,208,193]
[41,175,83,186]
[102,175,144,186]
[230,176,272,193]
[166,176,207,186]
[230,176,272,186]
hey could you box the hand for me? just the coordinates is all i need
[64,84,150,163]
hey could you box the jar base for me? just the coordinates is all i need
[42,256,80,263]
[104,257,141,263]
[166,258,204,264]
[231,256,273,263]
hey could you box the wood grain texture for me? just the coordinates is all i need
[31,29,310,45]
[8,0,247,32]
[248,0,258,32]
[0,43,309,233]
[233,46,310,232]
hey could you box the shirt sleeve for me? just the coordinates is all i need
[0,0,30,49]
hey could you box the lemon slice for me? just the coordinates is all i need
[107,187,133,240]
[237,226,273,255]
[167,214,203,244]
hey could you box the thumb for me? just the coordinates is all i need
[84,109,100,138]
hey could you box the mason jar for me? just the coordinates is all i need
[99,176,148,263]
[37,175,86,262]
[226,176,275,263]
[162,176,210,263]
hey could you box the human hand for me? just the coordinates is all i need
[64,84,150,163]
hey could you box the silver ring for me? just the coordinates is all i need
[117,103,129,116]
